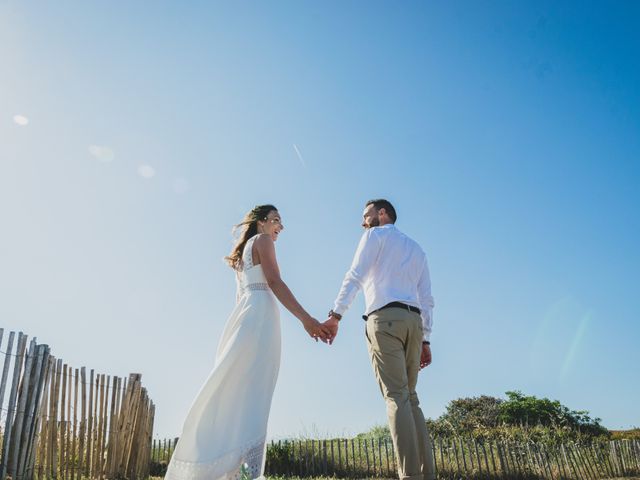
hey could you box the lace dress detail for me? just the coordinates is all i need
[242,236,257,271]
[236,235,271,299]
[165,234,280,480]
[165,436,266,480]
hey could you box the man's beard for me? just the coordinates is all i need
[368,217,380,228]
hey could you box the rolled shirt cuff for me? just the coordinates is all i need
[332,304,347,316]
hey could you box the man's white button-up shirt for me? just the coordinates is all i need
[333,224,434,341]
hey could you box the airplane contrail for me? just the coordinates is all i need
[293,144,307,168]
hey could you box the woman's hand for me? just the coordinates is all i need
[302,316,332,343]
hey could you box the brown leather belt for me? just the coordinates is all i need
[362,302,421,321]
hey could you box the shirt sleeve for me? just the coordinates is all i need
[417,255,434,341]
[333,229,381,316]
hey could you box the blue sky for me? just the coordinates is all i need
[1,1,639,439]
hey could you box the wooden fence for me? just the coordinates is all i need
[0,328,155,480]
[151,436,640,479]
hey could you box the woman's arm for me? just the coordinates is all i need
[253,234,330,340]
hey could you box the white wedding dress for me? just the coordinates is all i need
[165,235,281,480]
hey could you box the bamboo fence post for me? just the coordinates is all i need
[370,437,376,477]
[53,358,63,479]
[98,374,108,478]
[60,364,68,480]
[465,437,474,473]
[323,439,328,475]
[622,439,633,472]
[350,439,356,478]
[566,443,584,479]
[91,373,100,478]
[609,440,621,477]
[363,437,370,478]
[8,337,36,479]
[452,437,461,474]
[442,438,451,476]
[343,439,349,476]
[104,375,112,478]
[551,444,568,480]
[17,342,46,480]
[126,378,146,477]
[27,346,51,480]
[561,443,576,479]
[511,440,523,476]
[78,367,87,478]
[473,437,480,474]
[479,439,490,474]
[487,440,497,476]
[578,443,597,480]
[66,366,72,480]
[293,440,302,476]
[539,444,555,480]
[383,439,390,476]
[37,357,51,478]
[534,442,552,480]
[604,440,618,478]
[540,443,554,480]
[459,437,468,473]
[107,376,119,478]
[434,437,442,476]
[569,443,590,478]
[587,442,601,479]
[591,442,606,479]
[617,440,628,475]
[93,373,101,479]
[496,441,508,478]
[632,439,640,470]
[621,439,630,475]
[0,331,16,417]
[71,368,78,480]
[46,358,56,479]
[312,439,317,476]
[124,377,144,478]
[115,375,136,473]
[85,369,94,477]
[1,332,28,480]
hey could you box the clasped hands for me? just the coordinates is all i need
[302,314,340,345]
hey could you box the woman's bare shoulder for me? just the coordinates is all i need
[253,233,273,245]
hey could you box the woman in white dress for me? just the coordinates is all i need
[164,205,329,480]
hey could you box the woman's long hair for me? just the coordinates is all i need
[224,204,277,271]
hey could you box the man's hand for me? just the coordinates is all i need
[302,317,332,343]
[322,316,340,345]
[420,343,432,369]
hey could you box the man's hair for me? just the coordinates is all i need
[366,198,397,223]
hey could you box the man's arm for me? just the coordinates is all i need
[417,255,434,342]
[325,229,381,343]
[333,228,381,316]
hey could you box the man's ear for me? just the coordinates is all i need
[378,208,386,218]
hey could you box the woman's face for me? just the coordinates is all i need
[258,210,284,241]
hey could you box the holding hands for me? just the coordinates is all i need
[301,316,333,343]
[300,311,340,344]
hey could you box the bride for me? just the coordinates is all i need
[164,204,330,480]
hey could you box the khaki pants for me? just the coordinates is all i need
[366,307,435,480]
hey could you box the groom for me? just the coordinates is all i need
[323,199,435,480]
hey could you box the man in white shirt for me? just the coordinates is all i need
[324,199,435,480]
